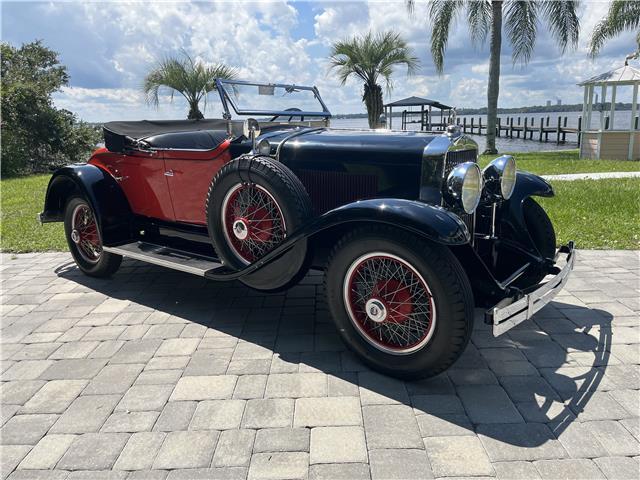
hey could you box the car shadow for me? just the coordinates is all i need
[55,258,614,447]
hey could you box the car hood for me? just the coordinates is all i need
[266,127,444,167]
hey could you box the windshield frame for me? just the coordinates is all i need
[216,79,332,119]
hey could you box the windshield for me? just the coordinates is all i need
[217,80,331,118]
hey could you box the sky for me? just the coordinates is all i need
[2,0,638,122]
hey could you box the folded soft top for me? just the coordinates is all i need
[103,119,230,140]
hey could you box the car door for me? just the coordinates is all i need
[163,142,231,225]
[105,149,175,221]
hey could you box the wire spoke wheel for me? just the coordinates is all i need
[222,183,287,264]
[343,252,436,355]
[71,204,102,264]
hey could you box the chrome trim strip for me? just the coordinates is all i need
[489,242,576,336]
[103,242,222,277]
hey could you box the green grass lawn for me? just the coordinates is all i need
[537,178,640,250]
[1,168,639,252]
[479,150,640,175]
[1,174,66,253]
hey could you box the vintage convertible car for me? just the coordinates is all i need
[40,79,575,379]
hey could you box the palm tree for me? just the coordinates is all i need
[590,0,640,57]
[329,31,420,128]
[143,52,237,120]
[409,0,579,154]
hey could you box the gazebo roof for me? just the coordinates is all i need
[384,96,452,110]
[578,64,640,86]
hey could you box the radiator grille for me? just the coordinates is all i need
[443,149,478,178]
[444,149,478,237]
[296,170,378,214]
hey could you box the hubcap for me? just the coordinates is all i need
[343,252,436,355]
[365,298,387,323]
[222,183,286,264]
[71,203,102,264]
[232,219,249,240]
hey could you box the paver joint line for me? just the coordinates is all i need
[0,250,638,479]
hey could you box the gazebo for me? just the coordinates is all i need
[383,96,453,131]
[578,58,639,160]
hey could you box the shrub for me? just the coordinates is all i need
[1,40,101,176]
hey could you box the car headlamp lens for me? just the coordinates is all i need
[483,155,517,200]
[447,162,482,214]
[257,139,271,156]
[500,157,516,199]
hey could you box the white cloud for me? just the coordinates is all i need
[4,0,639,120]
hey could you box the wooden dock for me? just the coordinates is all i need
[405,114,639,145]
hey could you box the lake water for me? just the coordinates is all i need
[331,110,637,153]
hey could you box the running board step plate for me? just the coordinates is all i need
[103,242,222,277]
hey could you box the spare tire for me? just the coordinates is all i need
[206,155,313,290]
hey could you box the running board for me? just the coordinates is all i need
[103,242,224,277]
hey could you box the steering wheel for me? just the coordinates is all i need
[270,108,304,122]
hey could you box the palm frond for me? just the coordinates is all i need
[328,30,419,91]
[504,0,539,65]
[467,0,492,45]
[142,51,237,114]
[428,0,463,73]
[540,0,580,54]
[589,0,640,56]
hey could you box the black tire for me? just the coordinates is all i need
[513,197,556,288]
[64,197,122,277]
[325,226,474,380]
[206,155,312,272]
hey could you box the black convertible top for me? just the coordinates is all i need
[102,119,244,153]
[103,119,230,140]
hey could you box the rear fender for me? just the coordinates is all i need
[500,170,554,254]
[41,164,133,245]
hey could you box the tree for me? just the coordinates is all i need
[329,31,420,129]
[142,52,238,120]
[1,40,101,176]
[409,0,579,154]
[590,0,640,57]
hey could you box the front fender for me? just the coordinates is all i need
[41,164,133,245]
[500,170,554,253]
[313,198,471,245]
[206,197,470,287]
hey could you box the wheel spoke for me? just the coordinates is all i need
[223,183,286,263]
[72,204,101,263]
[345,253,436,354]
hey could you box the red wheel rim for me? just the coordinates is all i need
[343,252,437,354]
[221,183,286,264]
[71,204,102,263]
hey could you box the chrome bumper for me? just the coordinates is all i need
[487,241,575,336]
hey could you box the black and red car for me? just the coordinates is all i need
[40,79,575,379]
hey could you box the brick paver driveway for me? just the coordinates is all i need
[1,250,638,480]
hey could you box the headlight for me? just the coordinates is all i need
[256,139,271,156]
[483,155,516,200]
[447,162,482,214]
